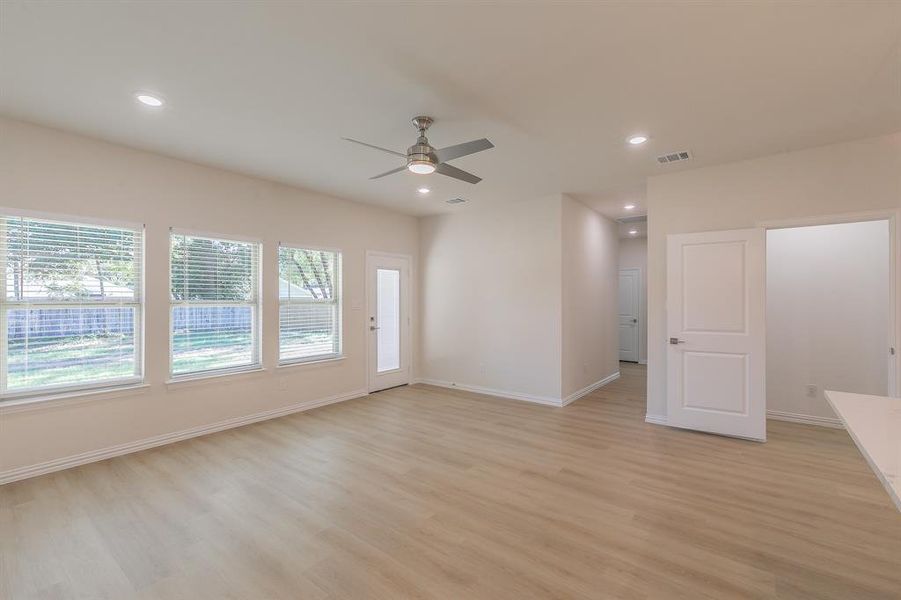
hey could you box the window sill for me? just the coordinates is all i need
[0,383,151,415]
[165,367,266,390]
[276,355,346,370]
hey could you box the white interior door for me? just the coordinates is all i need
[367,252,411,392]
[666,228,766,441]
[619,268,640,362]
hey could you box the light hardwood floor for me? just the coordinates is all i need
[2,363,900,599]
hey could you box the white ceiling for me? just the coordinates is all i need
[2,2,899,218]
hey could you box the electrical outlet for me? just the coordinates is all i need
[806,384,817,397]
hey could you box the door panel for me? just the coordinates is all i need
[619,269,640,362]
[376,268,401,373]
[367,253,410,392]
[666,228,765,441]
[682,242,747,332]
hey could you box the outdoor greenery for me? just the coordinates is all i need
[3,217,141,392]
[7,333,136,389]
[278,246,336,299]
[5,218,137,301]
[3,220,342,392]
[170,235,253,301]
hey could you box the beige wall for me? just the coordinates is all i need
[617,236,647,363]
[561,195,619,398]
[418,195,563,402]
[0,118,419,474]
[419,194,619,404]
[646,133,901,419]
[767,220,890,421]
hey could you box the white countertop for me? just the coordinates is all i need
[825,390,901,512]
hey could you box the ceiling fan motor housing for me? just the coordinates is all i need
[408,116,437,168]
[407,142,437,167]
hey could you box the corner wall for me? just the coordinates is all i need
[418,194,620,405]
[418,195,563,402]
[561,195,620,400]
[646,133,901,420]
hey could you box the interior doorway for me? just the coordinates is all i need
[618,268,641,362]
[765,219,893,426]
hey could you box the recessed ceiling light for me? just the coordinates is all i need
[624,204,636,210]
[629,230,638,235]
[135,93,164,107]
[417,187,430,194]
[627,135,648,145]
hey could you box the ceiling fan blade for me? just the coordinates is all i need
[342,137,406,158]
[434,138,494,163]
[435,162,482,184]
[369,165,408,180]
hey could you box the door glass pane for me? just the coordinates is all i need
[377,268,400,372]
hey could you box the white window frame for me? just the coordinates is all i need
[0,209,144,400]
[168,229,262,381]
[278,243,343,365]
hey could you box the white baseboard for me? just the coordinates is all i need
[414,378,562,406]
[562,371,620,406]
[0,388,368,485]
[645,411,844,430]
[645,413,668,426]
[415,372,621,408]
[766,409,844,429]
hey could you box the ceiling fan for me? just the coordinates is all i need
[342,116,494,184]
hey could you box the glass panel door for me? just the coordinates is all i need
[376,268,400,372]
[367,253,410,392]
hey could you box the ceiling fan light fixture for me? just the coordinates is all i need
[408,161,436,175]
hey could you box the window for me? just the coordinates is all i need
[278,245,341,364]
[1,213,143,398]
[169,231,260,378]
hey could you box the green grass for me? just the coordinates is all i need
[7,335,136,389]
[7,330,333,389]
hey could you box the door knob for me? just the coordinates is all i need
[370,325,380,331]
[669,337,685,345]
[632,318,638,323]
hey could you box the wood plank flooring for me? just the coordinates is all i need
[2,363,900,599]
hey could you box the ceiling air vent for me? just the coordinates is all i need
[656,150,692,164]
[446,197,466,204]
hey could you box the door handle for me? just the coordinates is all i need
[669,337,685,345]
[370,325,380,331]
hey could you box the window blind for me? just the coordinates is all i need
[1,214,143,397]
[278,245,341,363]
[169,231,260,377]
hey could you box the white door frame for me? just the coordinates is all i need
[758,209,899,397]
[619,267,641,362]
[365,250,413,393]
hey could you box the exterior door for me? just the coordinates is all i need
[619,268,640,362]
[666,228,766,441]
[367,252,411,392]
